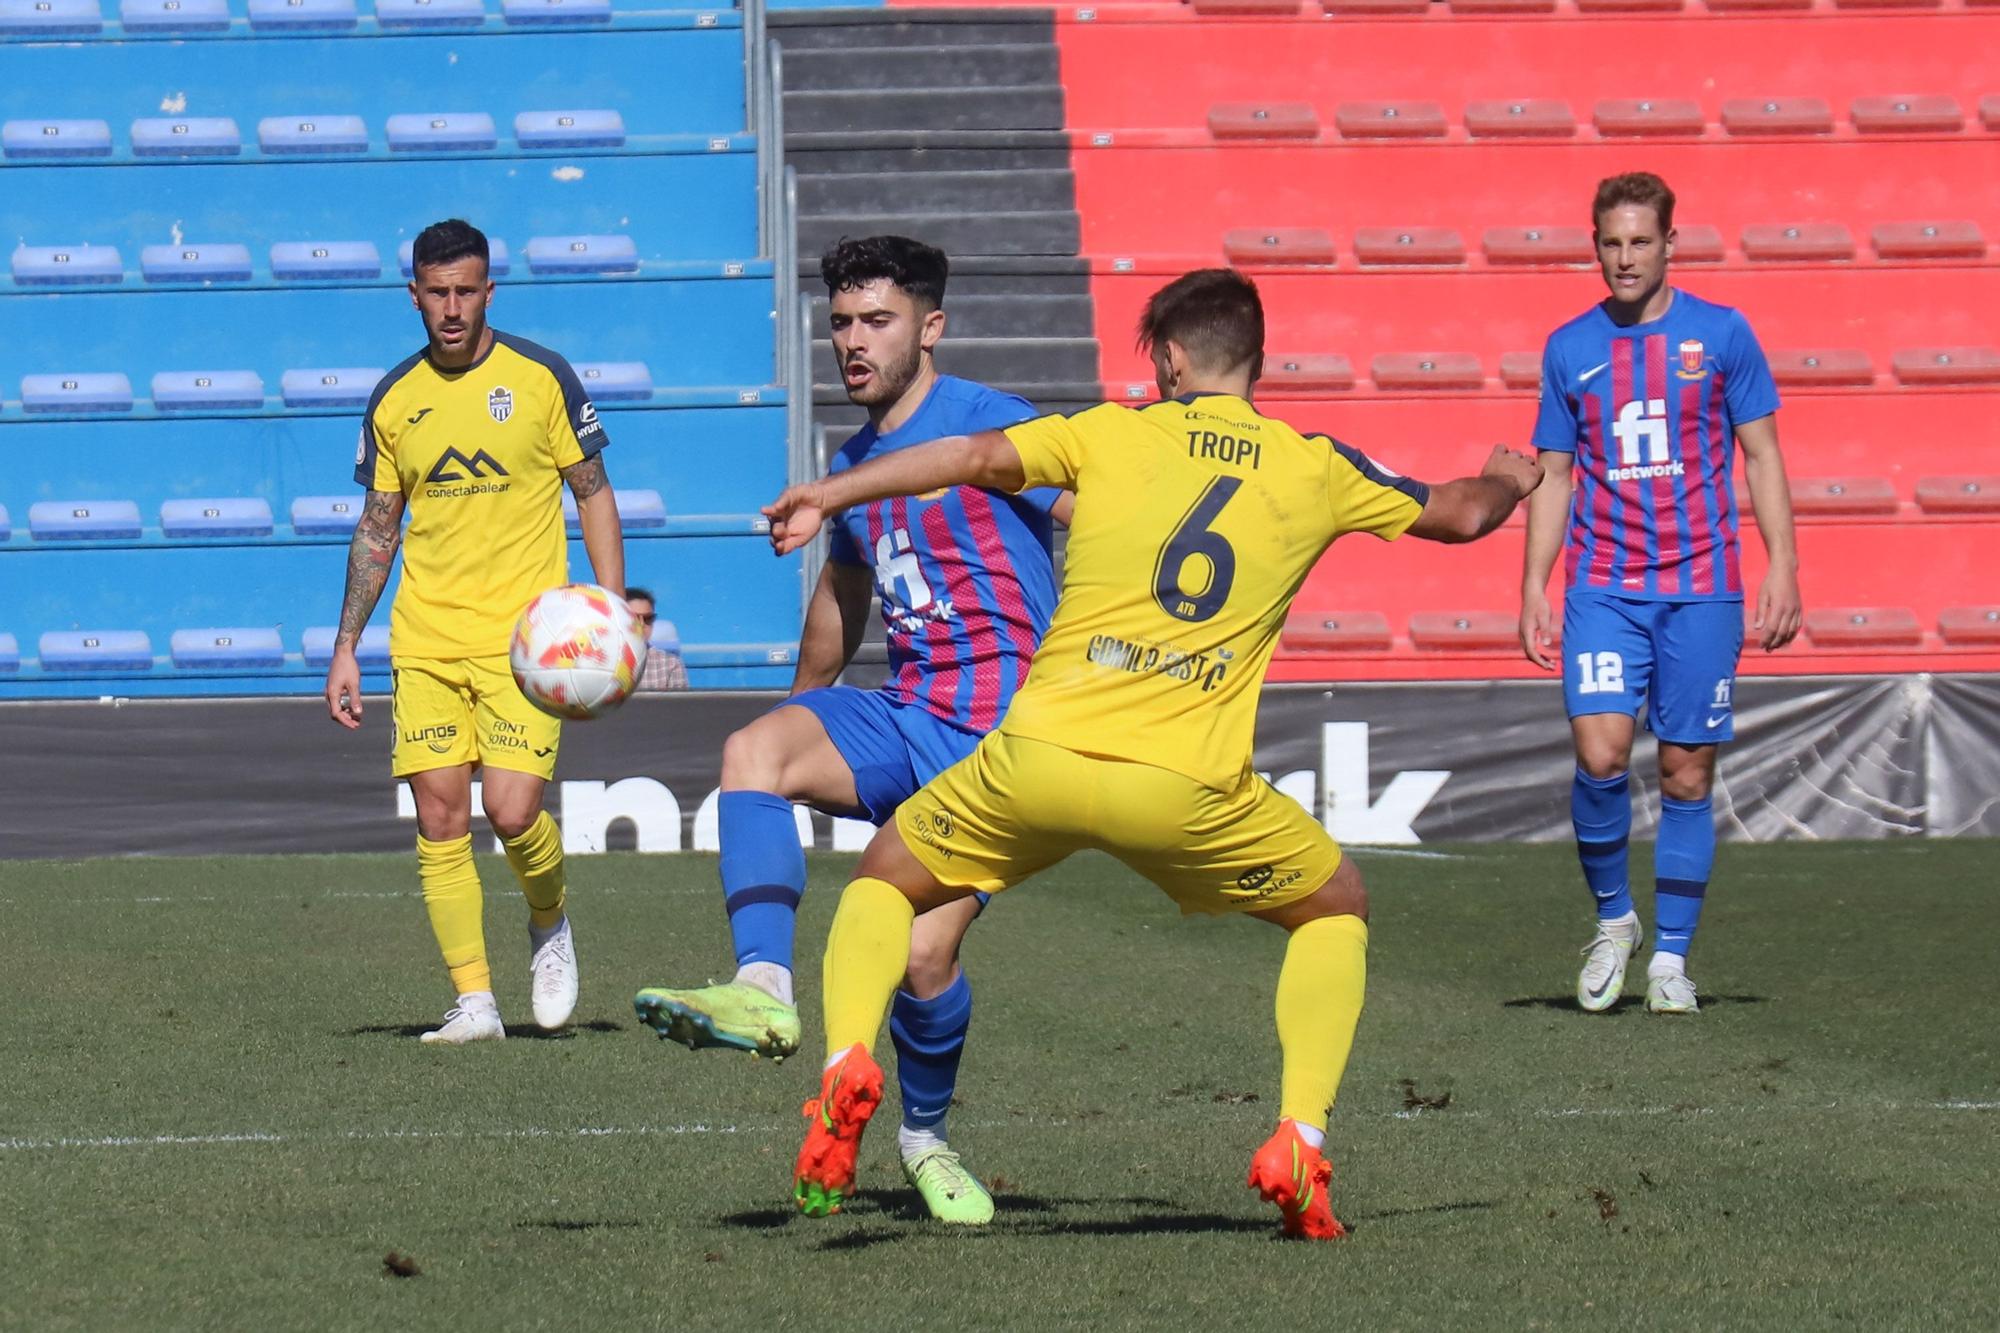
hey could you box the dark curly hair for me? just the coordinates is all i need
[411,218,490,277]
[819,235,949,312]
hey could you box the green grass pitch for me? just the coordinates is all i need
[3,842,1996,1328]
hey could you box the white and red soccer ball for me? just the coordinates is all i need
[510,583,649,720]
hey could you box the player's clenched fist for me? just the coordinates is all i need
[324,647,363,729]
[764,482,830,556]
[1482,444,1544,501]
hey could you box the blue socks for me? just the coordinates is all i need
[718,790,806,970]
[1571,767,1635,921]
[889,970,973,1132]
[1653,795,1715,959]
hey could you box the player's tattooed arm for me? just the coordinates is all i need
[565,455,626,599]
[561,455,609,502]
[335,489,406,648]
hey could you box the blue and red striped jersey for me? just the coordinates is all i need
[1532,289,1779,601]
[827,375,1060,732]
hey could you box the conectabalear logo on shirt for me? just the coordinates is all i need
[425,447,509,484]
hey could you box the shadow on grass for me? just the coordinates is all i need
[1346,1199,1497,1225]
[514,1218,645,1233]
[343,1019,625,1039]
[1502,995,1768,1012]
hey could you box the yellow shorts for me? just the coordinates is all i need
[896,731,1340,916]
[390,655,560,780]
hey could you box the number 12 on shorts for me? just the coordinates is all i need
[1575,650,1626,695]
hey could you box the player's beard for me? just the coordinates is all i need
[845,338,924,408]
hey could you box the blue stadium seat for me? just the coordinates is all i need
[386,112,498,153]
[302,624,388,669]
[40,631,152,672]
[1,119,112,160]
[0,633,17,674]
[0,0,101,35]
[152,370,266,410]
[131,117,242,158]
[376,0,484,27]
[10,245,123,287]
[270,241,381,280]
[161,497,275,538]
[291,495,364,535]
[141,244,255,284]
[22,373,134,413]
[399,237,511,277]
[575,361,653,401]
[258,115,369,155]
[245,0,357,30]
[281,367,382,408]
[503,0,611,25]
[524,234,638,275]
[29,500,143,540]
[120,0,231,32]
[170,627,285,669]
[514,109,625,149]
[650,618,680,655]
[563,487,666,533]
[0,503,10,541]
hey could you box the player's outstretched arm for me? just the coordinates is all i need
[764,429,1024,556]
[790,559,874,694]
[564,456,626,600]
[1518,451,1575,670]
[1407,445,1543,546]
[1737,416,1801,651]
[325,488,406,728]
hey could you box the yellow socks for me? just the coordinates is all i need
[502,810,566,930]
[822,877,916,1057]
[416,833,490,997]
[1275,914,1369,1132]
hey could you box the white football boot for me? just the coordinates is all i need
[529,917,579,1031]
[420,992,506,1044]
[1576,912,1643,1013]
[1646,964,1700,1015]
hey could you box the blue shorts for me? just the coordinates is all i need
[1562,593,1745,745]
[786,686,985,825]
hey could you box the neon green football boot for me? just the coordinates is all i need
[902,1145,996,1225]
[633,982,803,1060]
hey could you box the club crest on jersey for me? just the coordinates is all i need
[487,385,514,423]
[1676,339,1708,380]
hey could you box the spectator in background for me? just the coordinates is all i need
[625,586,689,691]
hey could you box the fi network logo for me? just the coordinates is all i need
[425,447,509,483]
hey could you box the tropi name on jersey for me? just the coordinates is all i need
[1185,429,1263,470]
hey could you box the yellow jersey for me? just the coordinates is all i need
[356,331,607,659]
[1001,393,1427,789]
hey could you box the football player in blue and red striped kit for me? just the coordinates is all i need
[636,236,1067,1222]
[1520,173,1803,1015]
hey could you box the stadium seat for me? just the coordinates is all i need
[280,368,384,408]
[302,624,390,669]
[21,373,135,413]
[245,0,358,31]
[161,498,275,538]
[1463,100,1575,139]
[0,633,16,673]
[1984,97,2000,132]
[1,119,112,160]
[1575,0,1682,10]
[1914,476,2000,515]
[1892,347,2000,385]
[1262,355,1355,393]
[1334,102,1448,140]
[291,495,366,535]
[1448,0,1555,13]
[1851,96,1963,134]
[386,113,500,153]
[29,500,143,541]
[574,361,653,401]
[1673,224,1726,263]
[1804,607,1923,649]
[1207,103,1320,142]
[514,110,627,150]
[1319,0,1427,12]
[1280,611,1392,653]
[1592,99,1704,137]
[1721,98,1835,136]
[270,241,382,280]
[170,628,285,670]
[121,0,231,31]
[523,234,638,275]
[502,0,612,24]
[1222,228,1337,267]
[649,618,681,656]
[562,488,667,533]
[1706,0,1813,10]
[131,117,242,158]
[1740,223,1855,262]
[0,0,99,34]
[375,0,484,26]
[1371,353,1484,391]
[152,371,266,411]
[1408,612,1517,652]
[1787,476,1898,516]
[0,503,9,541]
[1938,607,2000,646]
[258,116,369,155]
[140,244,254,284]
[1482,226,1593,265]
[39,630,153,672]
[1499,352,1541,390]
[399,238,511,277]
[1353,227,1464,266]
[1871,221,1986,260]
[10,245,123,287]
[1767,349,1875,387]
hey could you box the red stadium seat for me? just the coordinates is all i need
[1281,611,1393,653]
[1208,103,1320,142]
[1705,0,1812,10]
[1192,0,1308,13]
[1892,347,2000,385]
[1321,0,1429,12]
[1575,0,1682,9]
[1352,226,1465,266]
[1767,349,1876,387]
[1871,221,1987,260]
[1334,101,1449,140]
[1788,476,1898,516]
[1804,607,1923,649]
[1499,352,1542,391]
[1939,607,2000,646]
[1740,222,1856,262]
[1721,98,1835,136]
[1263,354,1356,393]
[1372,353,1484,391]
[1448,0,1556,12]
[1833,0,1942,9]
[1592,99,1704,137]
[1409,612,1518,653]
[1482,226,1593,265]
[1672,224,1727,263]
[1984,97,2000,132]
[1223,227,1337,267]
[1463,99,1575,139]
[1915,476,2000,515]
[1850,95,1965,134]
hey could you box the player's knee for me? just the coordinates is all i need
[482,796,540,841]
[1659,761,1715,803]
[720,722,784,793]
[902,944,959,1000]
[412,789,470,842]
[1575,744,1630,782]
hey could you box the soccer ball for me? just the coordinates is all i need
[510,583,649,720]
